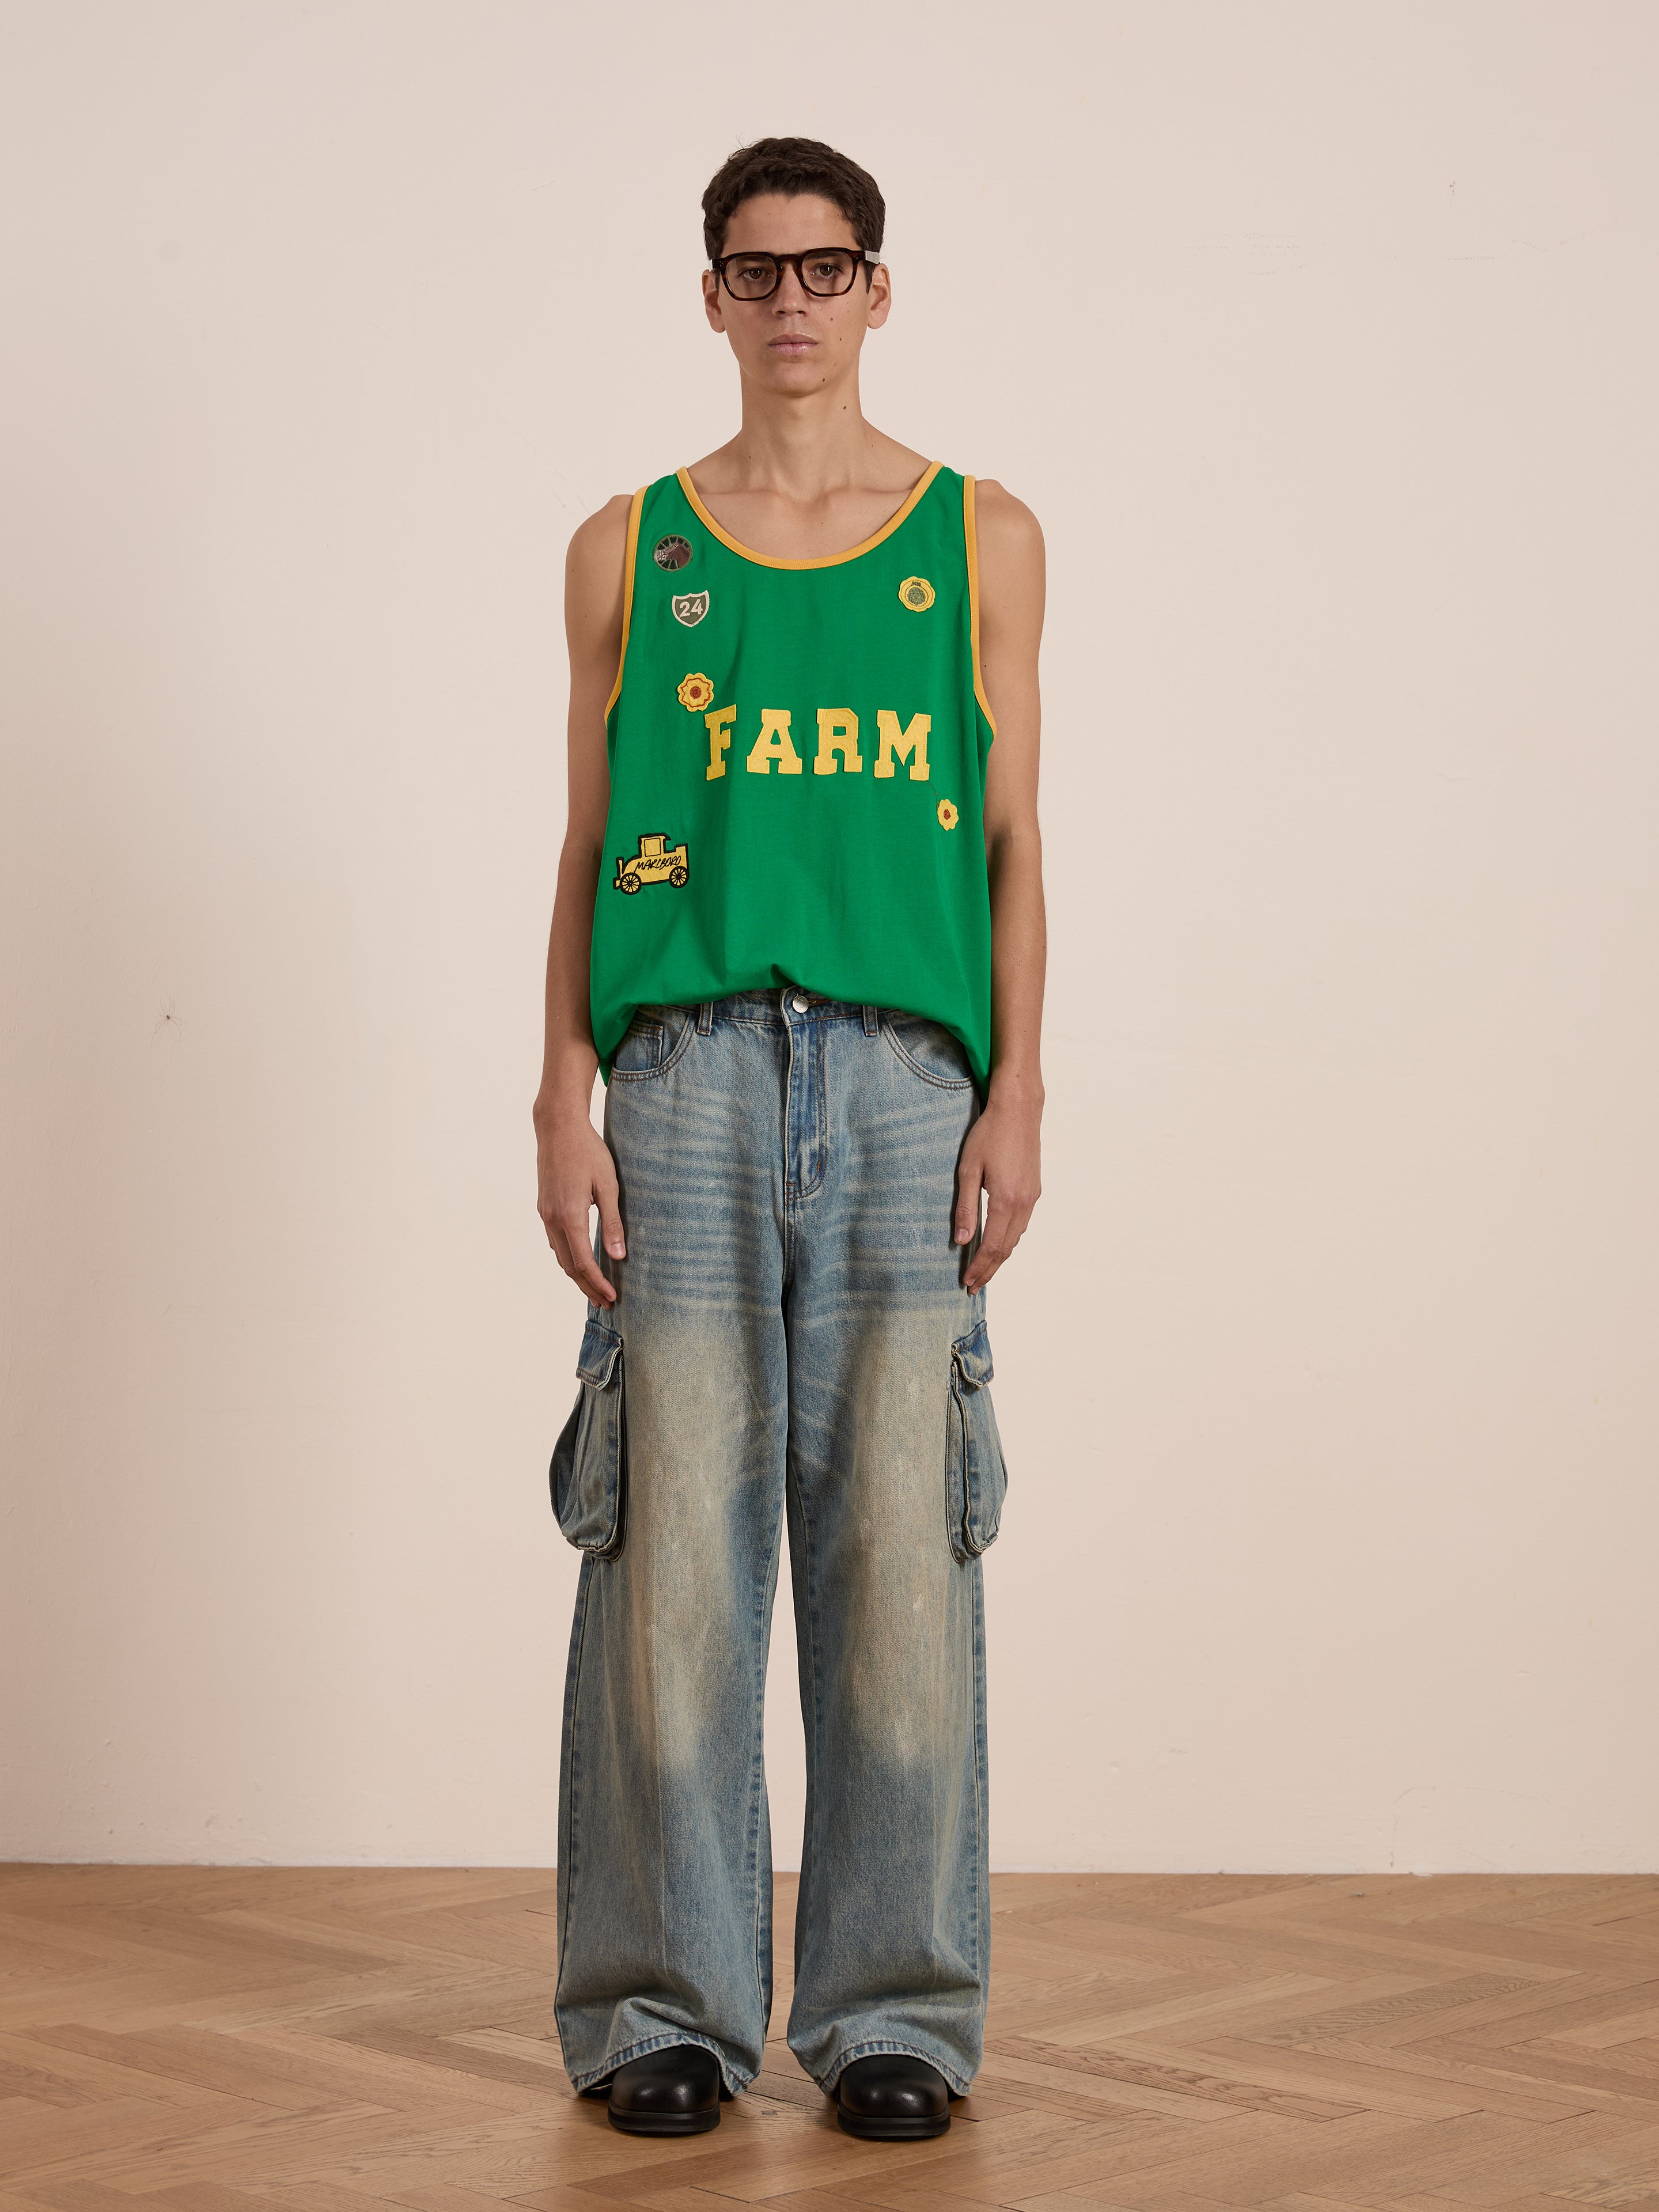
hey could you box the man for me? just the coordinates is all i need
[533,137,1044,2143]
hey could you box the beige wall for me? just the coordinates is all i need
[2,1,1656,1871]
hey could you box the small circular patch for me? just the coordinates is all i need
[654,535,693,572]
[676,671,715,713]
[937,798,959,831]
[899,575,935,611]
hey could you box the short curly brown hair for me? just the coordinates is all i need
[701,137,885,263]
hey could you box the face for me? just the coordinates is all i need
[702,192,891,393]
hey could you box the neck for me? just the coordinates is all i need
[727,371,876,497]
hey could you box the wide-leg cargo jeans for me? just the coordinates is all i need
[549,987,1008,2100]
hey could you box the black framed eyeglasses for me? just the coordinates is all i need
[709,247,881,301]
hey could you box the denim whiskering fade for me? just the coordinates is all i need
[548,988,1007,2099]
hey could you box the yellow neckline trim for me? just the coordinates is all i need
[675,460,942,570]
[603,485,646,719]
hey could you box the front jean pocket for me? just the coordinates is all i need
[881,1010,975,1090]
[609,1011,663,1078]
[610,1005,695,1084]
[548,1316,627,1556]
[946,1315,1007,1562]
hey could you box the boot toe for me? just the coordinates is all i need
[607,2044,725,2134]
[835,2054,953,2139]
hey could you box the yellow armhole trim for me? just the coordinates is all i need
[676,460,942,570]
[964,475,998,741]
[603,485,646,719]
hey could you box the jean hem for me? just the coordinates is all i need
[567,2029,752,2100]
[810,2036,975,2100]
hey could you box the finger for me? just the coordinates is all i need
[963,1198,1020,1291]
[995,1198,1036,1259]
[558,1210,618,1306]
[953,1155,984,1247]
[596,1175,627,1263]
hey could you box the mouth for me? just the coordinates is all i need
[768,335,817,355]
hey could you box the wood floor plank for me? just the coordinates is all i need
[1122,2039,1482,2122]
[3,2181,242,2211]
[0,2091,264,2176]
[259,2183,577,2212]
[417,2185,639,2212]
[1295,2038,1649,2121]
[245,2184,453,2212]
[988,2037,1363,2122]
[1200,2033,1598,2124]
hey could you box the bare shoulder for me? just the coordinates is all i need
[972,479,1044,650]
[972,478,1044,566]
[565,491,635,642]
[566,491,635,584]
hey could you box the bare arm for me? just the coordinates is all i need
[532,492,634,1306]
[953,481,1046,1291]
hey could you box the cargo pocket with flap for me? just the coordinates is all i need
[946,1315,1007,1562]
[548,1316,627,1557]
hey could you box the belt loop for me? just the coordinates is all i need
[862,1003,878,1037]
[697,1001,714,1036]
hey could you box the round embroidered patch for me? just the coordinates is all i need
[654,535,693,571]
[937,798,959,831]
[899,575,935,611]
[676,671,715,713]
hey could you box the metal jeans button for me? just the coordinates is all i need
[791,994,810,1014]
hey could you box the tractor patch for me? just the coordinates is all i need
[614,833,690,893]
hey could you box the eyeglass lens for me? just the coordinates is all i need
[721,249,861,300]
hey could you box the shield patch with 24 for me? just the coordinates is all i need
[672,590,710,627]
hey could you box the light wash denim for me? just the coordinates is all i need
[548,987,1009,2100]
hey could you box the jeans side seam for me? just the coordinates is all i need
[553,1555,596,2017]
[970,1560,986,1986]
[749,1482,787,2036]
[789,1441,829,2020]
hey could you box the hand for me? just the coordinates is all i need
[535,1102,625,1306]
[953,1089,1042,1293]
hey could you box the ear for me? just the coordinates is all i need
[863,261,892,331]
[702,269,726,334]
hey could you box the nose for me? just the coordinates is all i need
[772,262,811,313]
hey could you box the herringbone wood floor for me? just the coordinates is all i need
[1,1868,1657,2209]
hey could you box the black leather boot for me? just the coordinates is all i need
[604,2043,730,2135]
[835,2052,954,2139]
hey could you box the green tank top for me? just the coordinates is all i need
[590,460,997,1090]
